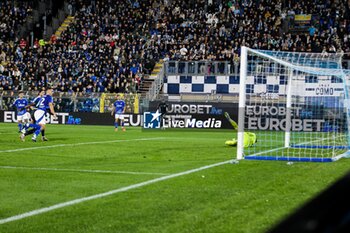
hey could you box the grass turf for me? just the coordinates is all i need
[0,123,349,233]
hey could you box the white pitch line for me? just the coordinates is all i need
[0,166,169,176]
[0,160,232,225]
[0,144,300,225]
[0,137,165,153]
[0,136,336,225]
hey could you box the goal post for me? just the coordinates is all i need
[237,46,350,162]
[237,46,248,160]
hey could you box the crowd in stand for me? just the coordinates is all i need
[1,0,350,94]
[148,0,350,63]
[1,0,153,93]
[0,1,33,42]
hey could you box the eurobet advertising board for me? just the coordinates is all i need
[144,102,238,129]
[0,101,238,129]
[1,111,74,124]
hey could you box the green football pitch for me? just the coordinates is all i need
[1,123,350,233]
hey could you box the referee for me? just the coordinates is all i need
[157,100,168,129]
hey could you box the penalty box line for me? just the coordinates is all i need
[0,137,166,153]
[0,160,232,225]
[0,166,169,176]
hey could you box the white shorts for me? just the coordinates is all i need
[17,112,31,121]
[17,114,24,122]
[115,114,124,120]
[34,109,47,125]
[23,112,31,121]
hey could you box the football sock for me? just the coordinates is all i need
[34,126,41,136]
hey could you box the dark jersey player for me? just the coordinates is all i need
[157,101,168,128]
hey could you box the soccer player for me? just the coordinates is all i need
[31,87,57,142]
[224,112,257,147]
[31,88,46,111]
[111,94,126,132]
[157,100,168,129]
[12,91,29,132]
[20,88,47,141]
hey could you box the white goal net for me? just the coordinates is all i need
[237,47,350,162]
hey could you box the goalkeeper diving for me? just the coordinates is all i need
[224,112,257,147]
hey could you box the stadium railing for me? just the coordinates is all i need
[164,60,350,76]
[164,61,240,76]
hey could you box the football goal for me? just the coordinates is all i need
[237,46,350,162]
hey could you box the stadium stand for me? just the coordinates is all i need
[0,0,350,110]
[0,1,33,43]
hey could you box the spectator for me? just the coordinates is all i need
[0,0,349,93]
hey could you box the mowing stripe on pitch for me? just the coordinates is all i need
[0,159,233,225]
[0,137,165,153]
[0,139,331,225]
[0,166,169,176]
[0,145,288,225]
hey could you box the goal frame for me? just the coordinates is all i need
[237,46,350,162]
